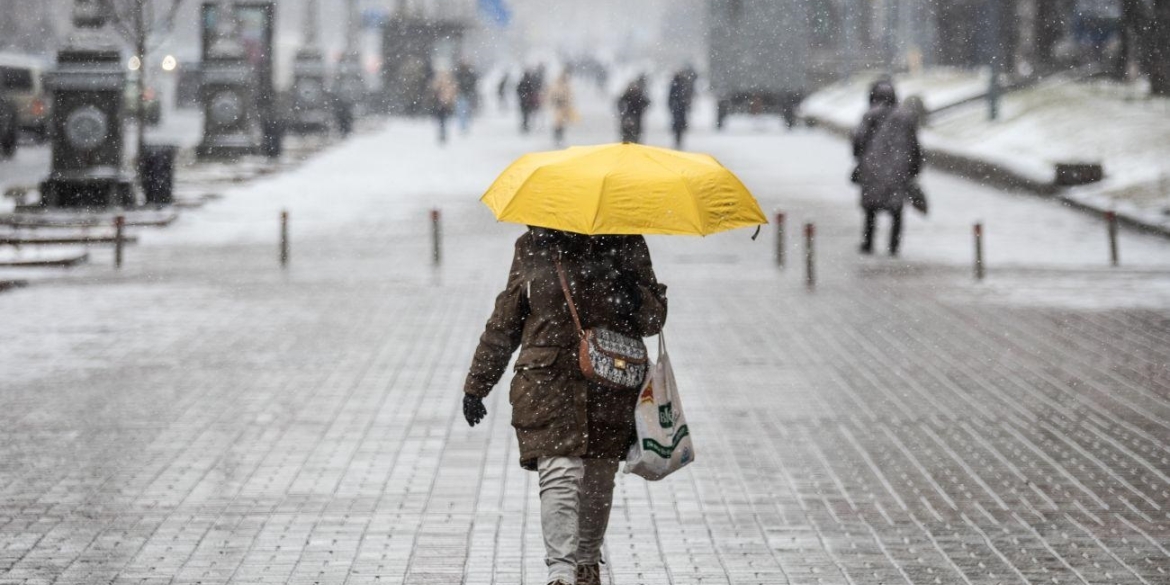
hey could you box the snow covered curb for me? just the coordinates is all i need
[801,71,1170,239]
[804,114,1060,194]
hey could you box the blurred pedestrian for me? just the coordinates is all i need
[455,60,479,134]
[333,97,355,138]
[517,69,542,134]
[0,88,17,159]
[497,71,510,111]
[462,227,668,585]
[548,72,577,147]
[431,71,458,145]
[667,67,696,149]
[851,80,924,256]
[617,76,651,143]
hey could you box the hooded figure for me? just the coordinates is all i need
[617,76,651,143]
[851,81,924,255]
[463,226,668,584]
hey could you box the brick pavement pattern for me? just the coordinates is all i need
[2,115,1169,585]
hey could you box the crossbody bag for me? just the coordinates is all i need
[554,257,648,390]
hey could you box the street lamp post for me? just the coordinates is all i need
[333,0,367,135]
[987,0,1002,121]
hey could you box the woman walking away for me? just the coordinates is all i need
[852,80,924,256]
[463,227,668,585]
[548,72,577,147]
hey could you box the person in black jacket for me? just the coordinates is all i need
[617,76,651,143]
[0,89,17,159]
[667,67,696,149]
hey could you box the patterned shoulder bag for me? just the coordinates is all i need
[554,256,648,390]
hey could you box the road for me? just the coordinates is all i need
[1,87,1168,585]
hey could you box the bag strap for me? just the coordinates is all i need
[553,255,585,339]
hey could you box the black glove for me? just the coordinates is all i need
[463,394,487,427]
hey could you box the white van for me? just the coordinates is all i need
[0,53,51,141]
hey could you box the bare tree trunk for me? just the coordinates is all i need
[1151,0,1170,95]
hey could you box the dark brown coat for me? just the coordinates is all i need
[464,230,668,470]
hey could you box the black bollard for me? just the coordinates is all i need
[804,222,815,288]
[1106,211,1119,267]
[974,223,985,281]
[114,215,125,269]
[431,209,442,265]
[280,210,289,267]
[775,212,786,267]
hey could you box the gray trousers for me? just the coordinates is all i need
[537,456,619,583]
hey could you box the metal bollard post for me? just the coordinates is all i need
[974,223,985,281]
[431,209,442,265]
[280,210,289,267]
[1105,210,1119,267]
[114,215,125,269]
[775,211,786,267]
[804,222,815,288]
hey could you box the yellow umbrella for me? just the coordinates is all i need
[481,143,767,236]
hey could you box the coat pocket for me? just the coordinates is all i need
[510,347,565,429]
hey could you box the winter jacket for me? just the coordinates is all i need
[853,104,924,211]
[465,229,668,470]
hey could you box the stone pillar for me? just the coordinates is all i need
[40,0,136,208]
[197,0,262,160]
[289,0,331,134]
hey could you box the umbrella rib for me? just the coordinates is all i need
[592,170,610,235]
[642,150,709,235]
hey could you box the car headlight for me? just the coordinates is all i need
[64,106,109,151]
[210,91,243,125]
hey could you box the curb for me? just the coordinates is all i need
[804,115,1170,239]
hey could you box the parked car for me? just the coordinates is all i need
[708,0,810,129]
[0,53,50,141]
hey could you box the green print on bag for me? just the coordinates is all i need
[658,403,674,428]
[641,425,690,458]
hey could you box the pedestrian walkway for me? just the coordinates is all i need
[1,91,1169,585]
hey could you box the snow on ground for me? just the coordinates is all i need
[3,78,1169,311]
[802,69,1170,233]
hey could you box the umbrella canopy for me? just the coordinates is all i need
[481,143,767,236]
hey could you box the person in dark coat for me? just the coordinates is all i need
[852,80,924,256]
[517,69,542,134]
[617,76,651,143]
[497,71,510,111]
[0,89,17,159]
[667,67,696,149]
[463,227,668,585]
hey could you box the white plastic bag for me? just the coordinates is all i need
[624,335,694,481]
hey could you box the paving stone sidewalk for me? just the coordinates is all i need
[2,111,1169,585]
